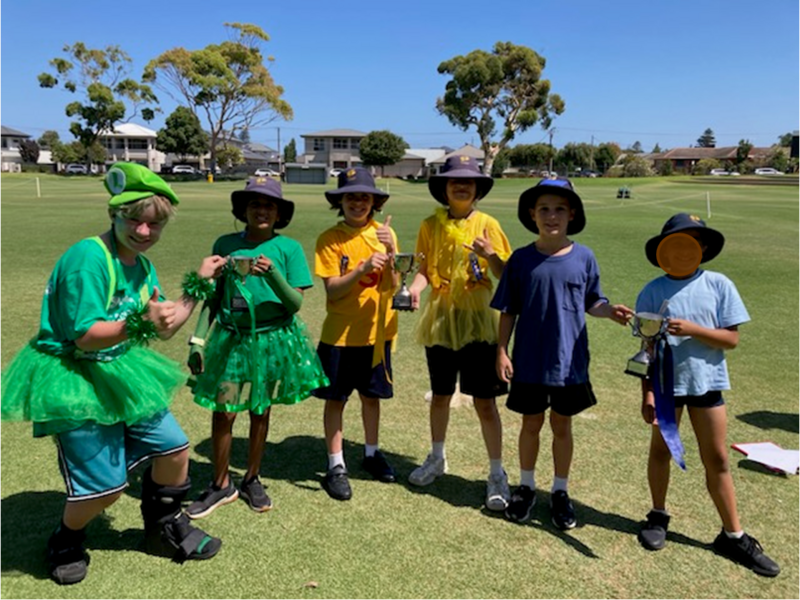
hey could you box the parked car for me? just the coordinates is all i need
[754,167,783,176]
[254,168,279,177]
[329,168,343,178]
[172,165,196,174]
[709,169,740,176]
[64,164,88,174]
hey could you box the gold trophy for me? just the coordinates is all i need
[391,252,424,311]
[229,255,254,279]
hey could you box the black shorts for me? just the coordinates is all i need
[425,343,508,399]
[675,390,725,409]
[506,382,597,417]
[313,342,393,402]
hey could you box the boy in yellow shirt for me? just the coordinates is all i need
[314,168,399,500]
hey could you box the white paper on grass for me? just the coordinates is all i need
[732,442,800,475]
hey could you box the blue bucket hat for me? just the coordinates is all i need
[518,177,586,234]
[231,177,295,229]
[324,167,390,208]
[428,155,493,205]
[645,213,725,267]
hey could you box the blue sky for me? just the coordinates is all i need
[2,0,798,152]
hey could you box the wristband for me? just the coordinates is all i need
[182,271,216,302]
[125,304,158,346]
[189,336,206,347]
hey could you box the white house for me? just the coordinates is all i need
[1,125,31,172]
[98,123,165,172]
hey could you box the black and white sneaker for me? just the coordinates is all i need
[550,490,577,530]
[186,480,239,519]
[239,476,272,512]
[504,485,536,523]
[713,530,780,577]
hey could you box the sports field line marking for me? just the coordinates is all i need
[0,179,38,190]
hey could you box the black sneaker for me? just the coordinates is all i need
[47,526,89,585]
[550,490,577,530]
[186,480,239,519]
[505,485,536,523]
[239,477,273,512]
[713,530,781,577]
[639,510,670,551]
[362,450,397,483]
[322,464,352,501]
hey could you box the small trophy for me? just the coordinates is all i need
[625,312,669,378]
[229,255,254,279]
[391,252,424,311]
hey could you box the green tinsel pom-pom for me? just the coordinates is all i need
[182,271,216,302]
[125,304,159,346]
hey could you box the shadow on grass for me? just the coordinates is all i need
[736,410,799,434]
[481,491,708,559]
[0,491,146,580]
[736,458,791,478]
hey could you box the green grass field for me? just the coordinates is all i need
[1,173,798,598]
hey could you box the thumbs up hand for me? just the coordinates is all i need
[377,215,396,254]
[146,287,177,336]
[464,228,495,260]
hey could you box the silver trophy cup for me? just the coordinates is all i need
[625,312,668,378]
[229,255,254,279]
[391,252,423,311]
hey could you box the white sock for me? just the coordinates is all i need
[724,529,744,539]
[489,459,504,477]
[364,444,378,458]
[551,476,568,493]
[520,470,535,490]
[328,452,345,470]
[432,442,446,460]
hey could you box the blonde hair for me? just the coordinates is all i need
[109,195,177,222]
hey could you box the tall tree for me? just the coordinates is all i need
[359,130,408,177]
[239,127,251,144]
[216,145,244,171]
[736,139,753,169]
[652,143,662,153]
[629,141,643,153]
[284,138,297,163]
[697,128,716,148]
[436,41,564,176]
[38,43,157,164]
[555,143,593,172]
[18,140,40,164]
[38,130,62,149]
[594,142,622,173]
[144,23,292,172]
[157,106,208,162]
[778,132,794,147]
[508,143,553,169]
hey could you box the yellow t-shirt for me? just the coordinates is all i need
[315,220,399,347]
[414,208,511,349]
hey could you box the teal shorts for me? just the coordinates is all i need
[55,410,189,501]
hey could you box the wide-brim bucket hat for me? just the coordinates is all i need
[428,155,493,205]
[231,177,295,229]
[645,213,725,267]
[324,167,390,209]
[105,162,180,206]
[518,177,586,234]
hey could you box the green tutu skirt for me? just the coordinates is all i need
[1,341,187,436]
[192,316,329,414]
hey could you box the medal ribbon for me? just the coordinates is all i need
[228,271,263,398]
[652,339,686,469]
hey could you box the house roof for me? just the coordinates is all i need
[406,148,447,165]
[100,123,157,138]
[301,129,367,138]
[660,146,772,160]
[429,144,485,164]
[1,125,31,138]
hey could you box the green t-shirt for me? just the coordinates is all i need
[36,238,160,361]
[213,232,312,329]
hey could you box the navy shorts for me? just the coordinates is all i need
[506,382,597,417]
[425,343,508,399]
[675,390,725,409]
[313,342,393,402]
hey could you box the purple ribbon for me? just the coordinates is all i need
[652,339,686,470]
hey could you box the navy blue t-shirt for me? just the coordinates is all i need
[491,242,607,386]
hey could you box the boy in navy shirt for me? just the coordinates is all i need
[636,214,779,577]
[492,178,631,529]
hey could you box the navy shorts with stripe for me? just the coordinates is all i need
[313,342,393,401]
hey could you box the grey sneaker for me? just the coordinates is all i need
[485,470,511,512]
[408,453,447,486]
[639,510,670,551]
[239,477,272,512]
[186,480,239,519]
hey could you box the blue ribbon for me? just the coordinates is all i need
[652,339,686,470]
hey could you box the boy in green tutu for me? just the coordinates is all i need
[186,177,328,517]
[1,163,227,585]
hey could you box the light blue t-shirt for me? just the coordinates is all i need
[636,269,749,396]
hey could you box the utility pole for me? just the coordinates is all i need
[277,127,281,173]
[590,135,595,171]
[548,128,555,174]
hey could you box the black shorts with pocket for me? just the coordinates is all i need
[425,343,508,399]
[506,381,597,417]
[313,342,393,402]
